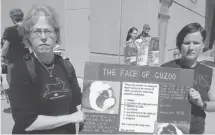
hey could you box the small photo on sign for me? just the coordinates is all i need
[82,80,120,114]
[148,37,159,51]
[155,122,189,135]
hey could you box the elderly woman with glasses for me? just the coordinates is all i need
[7,5,85,134]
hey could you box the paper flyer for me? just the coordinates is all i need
[79,62,194,134]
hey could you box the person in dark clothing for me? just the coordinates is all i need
[1,8,29,113]
[7,5,85,134]
[161,23,215,134]
[136,24,151,39]
[1,8,29,83]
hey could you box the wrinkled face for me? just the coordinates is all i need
[29,16,57,54]
[130,30,138,40]
[144,28,150,34]
[180,32,204,61]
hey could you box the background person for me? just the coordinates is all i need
[1,8,29,113]
[1,8,29,84]
[136,24,151,39]
[124,27,138,65]
[162,23,215,134]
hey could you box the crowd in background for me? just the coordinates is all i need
[124,24,159,66]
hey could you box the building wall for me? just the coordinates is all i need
[58,0,212,77]
[68,0,160,77]
[206,0,215,49]
[165,0,206,63]
[119,0,160,56]
[64,0,90,78]
[89,0,160,64]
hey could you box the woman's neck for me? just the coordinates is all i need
[34,52,55,64]
[180,57,198,68]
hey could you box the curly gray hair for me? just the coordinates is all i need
[23,4,61,45]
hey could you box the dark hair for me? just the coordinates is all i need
[10,9,24,22]
[126,27,138,41]
[176,23,206,51]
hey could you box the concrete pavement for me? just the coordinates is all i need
[1,100,14,134]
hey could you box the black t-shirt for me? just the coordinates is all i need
[2,26,28,62]
[162,59,213,117]
[8,55,82,134]
[161,59,213,133]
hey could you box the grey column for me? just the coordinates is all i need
[158,0,173,65]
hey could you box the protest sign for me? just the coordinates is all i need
[136,37,151,66]
[148,37,159,66]
[124,40,138,65]
[80,62,193,134]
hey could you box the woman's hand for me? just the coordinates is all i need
[69,111,86,123]
[189,88,204,108]
[130,57,137,63]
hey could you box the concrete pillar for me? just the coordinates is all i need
[205,0,214,50]
[158,0,173,65]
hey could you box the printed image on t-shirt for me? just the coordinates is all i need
[43,77,71,100]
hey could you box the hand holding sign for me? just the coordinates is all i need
[129,57,137,63]
[189,88,204,108]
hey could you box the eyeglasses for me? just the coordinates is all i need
[30,28,55,37]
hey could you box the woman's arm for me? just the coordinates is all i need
[1,40,10,57]
[189,74,215,112]
[124,44,131,64]
[1,28,10,57]
[205,71,215,112]
[10,83,85,132]
[25,111,84,131]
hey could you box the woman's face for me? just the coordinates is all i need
[144,28,150,34]
[29,16,57,54]
[180,32,204,61]
[130,30,138,40]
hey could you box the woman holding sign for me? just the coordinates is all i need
[124,27,138,65]
[162,23,215,134]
